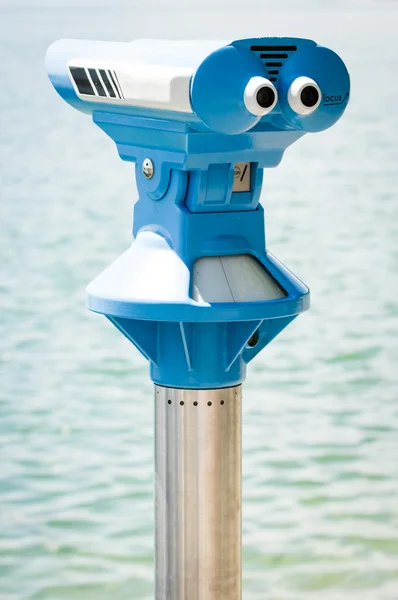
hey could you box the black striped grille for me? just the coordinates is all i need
[250,44,297,84]
[69,66,123,99]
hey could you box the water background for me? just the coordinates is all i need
[1,0,398,598]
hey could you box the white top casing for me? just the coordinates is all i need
[47,39,229,113]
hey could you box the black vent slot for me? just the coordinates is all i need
[99,69,116,98]
[69,67,95,96]
[109,71,124,99]
[251,45,297,52]
[88,69,107,97]
[260,53,288,59]
[250,44,297,85]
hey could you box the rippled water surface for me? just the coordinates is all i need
[1,1,398,598]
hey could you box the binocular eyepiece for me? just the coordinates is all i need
[244,75,321,118]
[287,76,321,114]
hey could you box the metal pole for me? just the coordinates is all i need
[155,385,242,600]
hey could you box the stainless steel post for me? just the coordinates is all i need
[155,385,242,600]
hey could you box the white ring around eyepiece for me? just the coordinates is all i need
[244,76,278,117]
[287,76,321,115]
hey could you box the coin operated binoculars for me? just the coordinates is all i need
[46,37,349,600]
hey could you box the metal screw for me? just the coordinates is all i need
[142,158,154,179]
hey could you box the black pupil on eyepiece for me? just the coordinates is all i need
[300,85,319,108]
[256,86,275,109]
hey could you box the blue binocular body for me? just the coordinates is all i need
[46,37,350,388]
